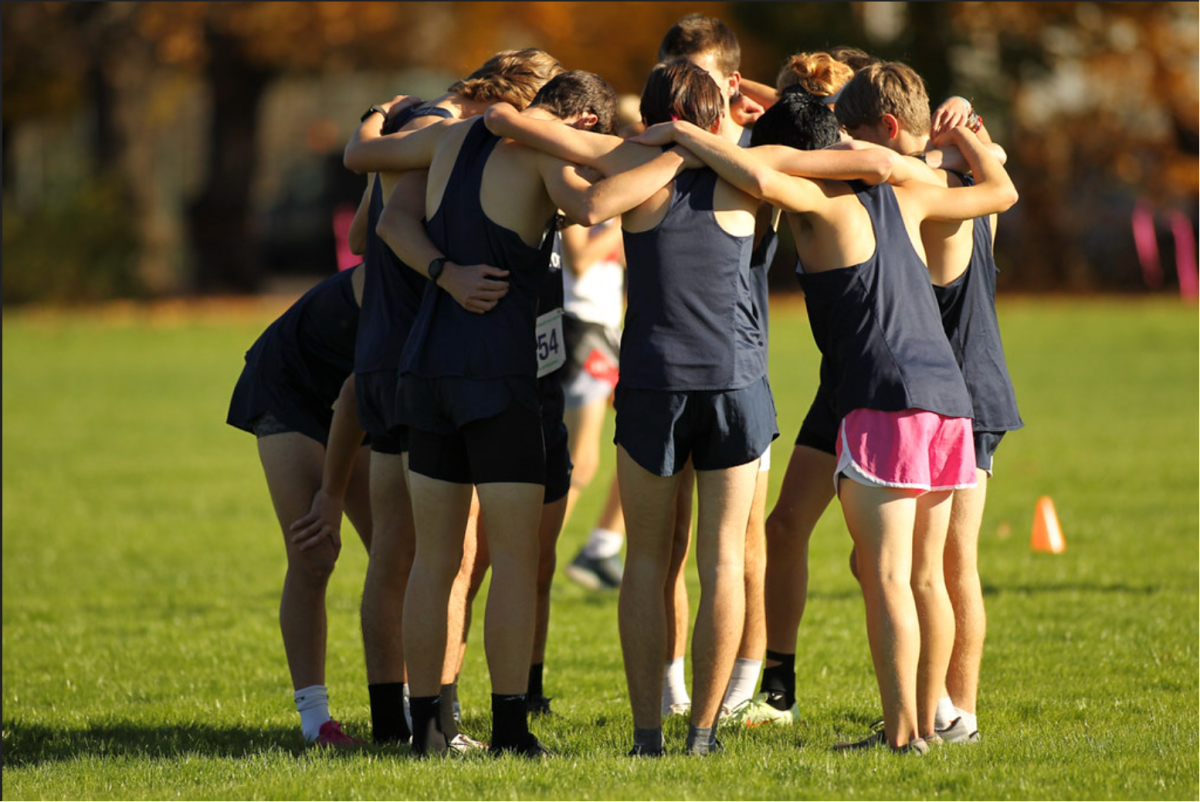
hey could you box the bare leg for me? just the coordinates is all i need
[944,471,988,716]
[689,461,758,729]
[617,446,682,729]
[839,479,921,748]
[475,482,544,695]
[403,473,473,698]
[444,495,480,685]
[666,463,695,662]
[595,473,627,536]
[738,469,770,663]
[763,446,837,661]
[258,433,346,691]
[533,495,569,665]
[361,451,414,686]
[561,399,608,529]
[911,489,955,737]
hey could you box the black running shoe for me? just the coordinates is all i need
[527,694,555,718]
[490,734,550,759]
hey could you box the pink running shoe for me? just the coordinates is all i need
[315,719,363,747]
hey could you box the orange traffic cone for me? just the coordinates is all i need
[1031,495,1066,553]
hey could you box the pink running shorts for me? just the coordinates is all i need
[835,407,978,494]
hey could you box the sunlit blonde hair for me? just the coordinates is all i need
[775,52,856,98]
[448,49,565,110]
[834,60,931,135]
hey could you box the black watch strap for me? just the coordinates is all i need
[428,256,447,285]
[360,104,388,123]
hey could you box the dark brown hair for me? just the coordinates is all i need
[657,13,741,77]
[639,59,724,130]
[530,70,620,136]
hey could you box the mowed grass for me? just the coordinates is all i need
[2,295,1197,800]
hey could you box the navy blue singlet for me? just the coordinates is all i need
[620,168,763,391]
[750,225,779,349]
[794,181,973,421]
[227,267,360,443]
[933,175,1022,433]
[399,118,555,381]
[354,105,455,376]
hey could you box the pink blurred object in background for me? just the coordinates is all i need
[332,204,358,272]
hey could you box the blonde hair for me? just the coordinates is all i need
[448,49,565,111]
[775,52,855,98]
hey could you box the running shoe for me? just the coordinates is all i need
[527,694,555,717]
[663,701,691,718]
[315,719,363,747]
[448,732,488,753]
[935,717,981,744]
[490,734,551,759]
[728,692,804,727]
[833,730,928,755]
[565,550,623,590]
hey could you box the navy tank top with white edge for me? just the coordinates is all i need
[354,105,454,375]
[620,168,763,391]
[399,117,555,380]
[933,174,1022,432]
[228,267,360,442]
[794,181,973,421]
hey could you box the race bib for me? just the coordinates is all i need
[536,307,566,378]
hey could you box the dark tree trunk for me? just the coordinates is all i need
[187,28,271,294]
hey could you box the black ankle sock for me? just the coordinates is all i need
[368,682,412,744]
[410,695,447,756]
[761,650,796,710]
[528,663,544,699]
[438,683,461,740]
[490,693,529,749]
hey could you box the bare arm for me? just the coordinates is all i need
[343,111,452,174]
[559,220,624,277]
[376,171,510,314]
[738,77,779,110]
[484,103,657,176]
[289,375,366,553]
[541,148,692,227]
[904,126,1018,221]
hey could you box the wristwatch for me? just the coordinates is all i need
[360,104,388,123]
[427,256,447,285]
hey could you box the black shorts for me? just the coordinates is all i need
[408,402,546,486]
[614,375,778,477]
[794,384,838,457]
[974,430,1006,474]
[356,370,408,454]
[543,414,572,503]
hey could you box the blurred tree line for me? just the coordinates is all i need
[3,1,1196,303]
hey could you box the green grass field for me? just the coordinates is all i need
[3,296,1197,800]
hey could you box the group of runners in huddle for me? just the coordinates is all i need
[228,13,1022,759]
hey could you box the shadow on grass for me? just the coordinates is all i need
[981,581,1161,596]
[2,720,408,768]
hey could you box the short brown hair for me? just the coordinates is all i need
[449,49,565,111]
[827,45,879,72]
[833,60,930,135]
[530,70,620,136]
[639,59,724,130]
[776,52,856,98]
[657,14,741,78]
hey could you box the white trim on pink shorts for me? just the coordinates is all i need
[834,408,978,495]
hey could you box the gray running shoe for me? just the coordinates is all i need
[935,717,981,744]
[565,549,623,590]
[834,730,928,755]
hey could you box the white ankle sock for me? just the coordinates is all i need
[662,657,690,707]
[935,696,957,730]
[294,684,331,741]
[722,658,763,710]
[583,528,624,559]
